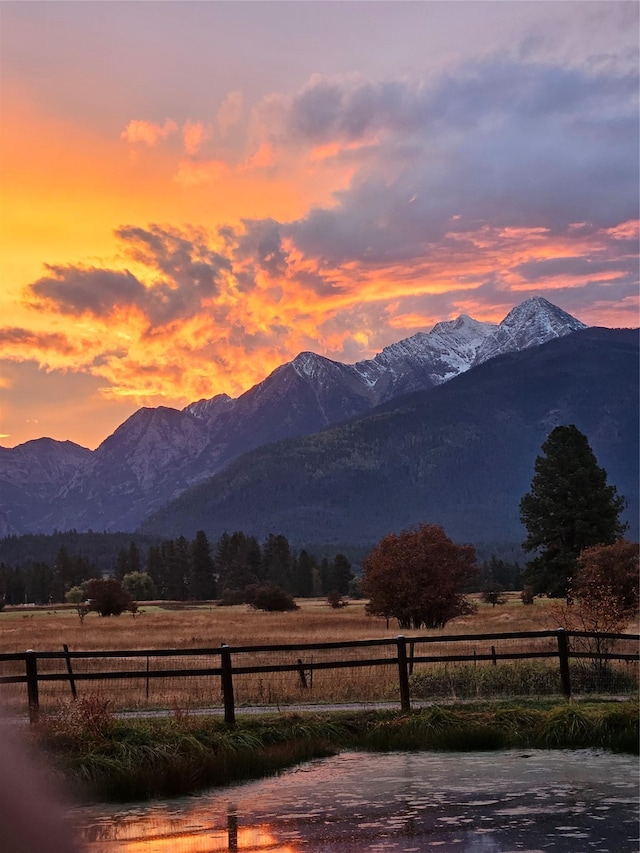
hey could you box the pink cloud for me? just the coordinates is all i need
[217,90,243,135]
[121,119,178,146]
[182,121,211,156]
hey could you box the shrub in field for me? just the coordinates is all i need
[521,586,535,605]
[85,579,133,616]
[217,588,247,606]
[481,583,507,607]
[249,585,298,612]
[327,590,347,608]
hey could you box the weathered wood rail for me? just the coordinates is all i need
[1,629,637,724]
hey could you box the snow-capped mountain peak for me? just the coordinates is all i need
[291,351,336,380]
[370,313,498,386]
[474,296,587,366]
[1,297,590,534]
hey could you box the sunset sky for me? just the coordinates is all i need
[1,1,638,449]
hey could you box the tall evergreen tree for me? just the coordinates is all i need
[146,544,166,598]
[330,553,353,594]
[520,424,627,598]
[293,549,316,597]
[215,531,261,593]
[189,530,216,599]
[262,534,293,592]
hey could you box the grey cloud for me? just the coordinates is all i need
[514,257,635,281]
[270,57,638,146]
[284,58,638,266]
[227,321,291,354]
[29,226,236,327]
[116,225,230,296]
[31,267,146,316]
[0,326,78,353]
[233,218,288,277]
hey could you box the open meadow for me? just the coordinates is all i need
[1,596,637,715]
[0,594,566,653]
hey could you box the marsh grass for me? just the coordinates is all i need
[34,699,349,801]
[31,697,639,802]
[409,660,638,700]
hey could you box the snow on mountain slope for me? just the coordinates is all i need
[373,314,497,384]
[474,296,587,365]
[1,297,590,533]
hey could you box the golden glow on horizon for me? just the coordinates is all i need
[1,72,637,449]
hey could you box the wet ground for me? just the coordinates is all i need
[73,749,639,851]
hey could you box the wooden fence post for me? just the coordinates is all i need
[220,644,236,726]
[396,635,411,712]
[297,658,308,688]
[556,628,572,699]
[63,644,77,700]
[25,650,39,723]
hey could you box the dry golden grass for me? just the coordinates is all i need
[1,596,636,714]
[0,594,563,654]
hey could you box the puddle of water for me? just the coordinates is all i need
[72,749,639,852]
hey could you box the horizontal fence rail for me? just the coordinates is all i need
[0,629,637,724]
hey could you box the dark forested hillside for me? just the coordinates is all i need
[141,328,639,551]
[0,531,162,573]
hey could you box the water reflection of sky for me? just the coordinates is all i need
[73,749,639,852]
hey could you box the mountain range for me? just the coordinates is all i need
[141,326,638,550]
[3,296,636,550]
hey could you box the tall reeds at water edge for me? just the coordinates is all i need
[31,697,639,802]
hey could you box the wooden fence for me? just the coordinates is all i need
[0,629,637,724]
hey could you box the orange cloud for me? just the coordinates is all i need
[174,159,231,188]
[243,143,275,171]
[121,119,178,146]
[182,121,211,156]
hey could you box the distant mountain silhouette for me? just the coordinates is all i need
[141,328,639,551]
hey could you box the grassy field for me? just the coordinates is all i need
[1,596,637,714]
[2,598,637,804]
[0,594,578,652]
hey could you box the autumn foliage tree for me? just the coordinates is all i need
[362,525,479,629]
[84,578,133,616]
[571,539,639,631]
[552,540,639,686]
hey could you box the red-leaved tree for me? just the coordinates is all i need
[362,524,479,629]
[571,539,639,631]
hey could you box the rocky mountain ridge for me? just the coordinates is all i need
[0,297,589,534]
[141,327,639,550]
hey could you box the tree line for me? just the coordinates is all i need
[1,424,635,636]
[0,530,355,607]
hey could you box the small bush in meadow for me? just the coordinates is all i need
[249,585,298,612]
